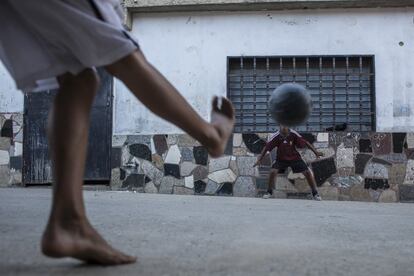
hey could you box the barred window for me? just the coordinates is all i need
[227,56,376,133]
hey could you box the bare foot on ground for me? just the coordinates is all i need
[41,219,136,265]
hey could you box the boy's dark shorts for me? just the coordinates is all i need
[272,159,309,173]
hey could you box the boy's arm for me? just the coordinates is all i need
[305,141,323,158]
[254,147,268,167]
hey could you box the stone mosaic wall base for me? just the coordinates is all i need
[0,113,23,187]
[111,132,414,203]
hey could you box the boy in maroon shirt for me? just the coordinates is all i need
[254,126,323,200]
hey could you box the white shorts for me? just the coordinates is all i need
[0,0,139,92]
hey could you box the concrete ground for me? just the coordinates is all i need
[1,188,414,276]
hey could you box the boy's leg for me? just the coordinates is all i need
[41,69,136,265]
[303,169,319,196]
[267,169,279,194]
[105,50,234,157]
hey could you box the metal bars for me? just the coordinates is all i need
[227,55,375,133]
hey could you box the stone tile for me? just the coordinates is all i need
[112,135,127,147]
[126,135,151,148]
[287,171,305,180]
[406,133,414,149]
[350,184,372,201]
[364,178,390,190]
[318,186,339,200]
[152,154,164,170]
[204,180,220,195]
[0,137,11,151]
[293,178,311,193]
[14,131,23,143]
[121,146,132,167]
[144,182,158,193]
[273,191,288,199]
[403,160,414,184]
[110,168,122,189]
[229,160,239,175]
[313,142,329,149]
[180,162,197,177]
[174,186,194,195]
[331,175,363,188]
[164,163,181,179]
[111,147,122,169]
[233,147,248,156]
[355,154,372,175]
[233,176,256,197]
[343,133,360,148]
[194,180,207,194]
[185,175,194,189]
[317,133,329,142]
[129,144,151,161]
[300,133,316,144]
[318,147,336,158]
[209,156,231,172]
[336,144,354,168]
[0,165,10,187]
[275,177,297,191]
[371,133,392,155]
[364,163,389,179]
[159,176,178,194]
[376,153,407,164]
[9,169,22,186]
[369,189,382,202]
[378,190,397,203]
[399,184,414,202]
[242,134,266,154]
[1,119,13,138]
[122,173,146,189]
[165,134,178,145]
[233,134,243,147]
[389,164,407,185]
[217,182,233,196]
[180,147,193,162]
[337,167,354,177]
[359,138,372,153]
[153,135,168,155]
[0,150,9,165]
[405,149,414,160]
[224,134,233,155]
[236,156,257,176]
[178,135,197,147]
[193,166,208,181]
[13,142,22,157]
[311,157,337,186]
[141,160,164,186]
[260,154,272,166]
[193,146,208,165]
[0,115,5,129]
[165,145,181,164]
[255,177,268,191]
[120,168,126,180]
[371,157,392,166]
[392,133,406,153]
[208,169,236,183]
[10,156,22,171]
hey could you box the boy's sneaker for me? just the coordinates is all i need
[312,193,322,201]
[262,192,273,199]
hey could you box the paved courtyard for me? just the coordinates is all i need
[1,188,414,276]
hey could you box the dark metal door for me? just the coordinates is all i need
[23,69,113,184]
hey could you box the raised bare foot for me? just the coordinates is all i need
[41,219,137,265]
[206,96,235,158]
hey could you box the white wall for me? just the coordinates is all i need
[114,7,414,134]
[0,62,23,113]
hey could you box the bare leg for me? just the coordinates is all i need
[268,169,279,193]
[105,50,235,157]
[41,69,136,265]
[303,169,318,195]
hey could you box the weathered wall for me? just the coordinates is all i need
[110,132,414,202]
[114,8,414,134]
[0,63,23,113]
